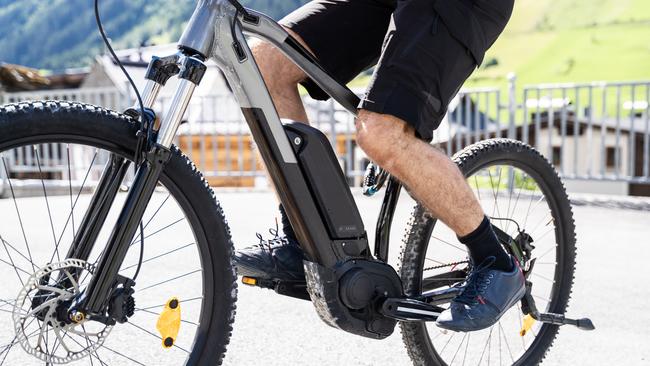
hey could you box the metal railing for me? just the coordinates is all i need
[1,76,649,192]
[521,81,650,184]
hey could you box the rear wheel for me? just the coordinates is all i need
[0,101,237,365]
[399,139,576,366]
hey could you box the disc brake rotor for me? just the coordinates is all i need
[12,259,113,364]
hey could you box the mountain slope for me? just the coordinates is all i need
[0,0,307,70]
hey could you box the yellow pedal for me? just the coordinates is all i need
[156,297,181,349]
[520,314,536,337]
[242,276,257,286]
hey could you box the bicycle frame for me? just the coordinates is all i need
[69,0,407,319]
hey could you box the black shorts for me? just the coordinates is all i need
[281,0,514,141]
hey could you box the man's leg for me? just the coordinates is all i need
[354,0,522,332]
[355,111,483,236]
[250,28,310,123]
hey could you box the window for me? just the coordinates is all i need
[606,147,619,169]
[552,147,562,167]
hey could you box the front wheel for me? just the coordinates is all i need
[399,139,576,366]
[0,101,237,365]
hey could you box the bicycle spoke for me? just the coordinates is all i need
[130,193,172,244]
[136,296,203,311]
[439,332,456,356]
[121,242,195,272]
[536,245,556,261]
[0,336,17,365]
[81,324,107,366]
[1,157,36,273]
[49,150,98,265]
[431,235,466,253]
[498,322,515,363]
[473,175,482,202]
[0,236,27,286]
[505,173,528,233]
[424,257,448,266]
[99,343,146,366]
[523,194,547,234]
[516,304,526,351]
[532,293,551,303]
[498,321,502,365]
[135,307,198,326]
[530,272,554,283]
[461,332,470,366]
[34,146,60,263]
[529,212,553,238]
[487,168,504,219]
[66,145,76,237]
[126,321,190,354]
[137,269,202,292]
[532,227,556,246]
[1,235,37,270]
[449,332,467,365]
[477,326,494,365]
[132,217,186,246]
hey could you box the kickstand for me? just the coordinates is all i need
[521,280,595,331]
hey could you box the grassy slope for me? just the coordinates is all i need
[350,0,650,91]
[465,0,650,89]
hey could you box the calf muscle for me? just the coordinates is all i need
[356,110,484,236]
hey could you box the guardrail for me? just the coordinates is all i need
[1,76,648,193]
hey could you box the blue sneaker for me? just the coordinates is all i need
[436,256,526,332]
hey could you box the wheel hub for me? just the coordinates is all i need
[12,259,113,364]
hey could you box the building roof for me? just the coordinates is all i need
[528,110,648,134]
[0,63,86,92]
[82,43,229,98]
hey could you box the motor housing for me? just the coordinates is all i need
[304,259,403,339]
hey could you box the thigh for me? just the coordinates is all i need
[281,0,396,100]
[361,0,513,142]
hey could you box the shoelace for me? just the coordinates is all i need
[253,218,298,258]
[454,257,497,306]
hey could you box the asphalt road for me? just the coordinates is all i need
[218,191,650,366]
[1,190,648,365]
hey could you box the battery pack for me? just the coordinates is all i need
[284,122,365,240]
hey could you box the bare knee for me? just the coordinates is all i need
[355,110,415,170]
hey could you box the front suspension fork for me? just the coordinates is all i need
[77,145,172,315]
[66,154,130,263]
[69,53,206,319]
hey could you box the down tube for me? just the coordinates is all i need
[208,10,340,267]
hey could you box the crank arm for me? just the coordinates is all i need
[241,276,311,301]
[422,270,467,292]
[421,286,461,306]
[380,297,445,322]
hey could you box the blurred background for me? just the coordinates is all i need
[0,1,648,365]
[1,0,649,196]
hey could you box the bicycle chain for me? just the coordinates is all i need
[423,260,469,272]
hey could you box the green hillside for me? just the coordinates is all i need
[465,0,650,88]
[0,0,308,70]
[0,0,648,84]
